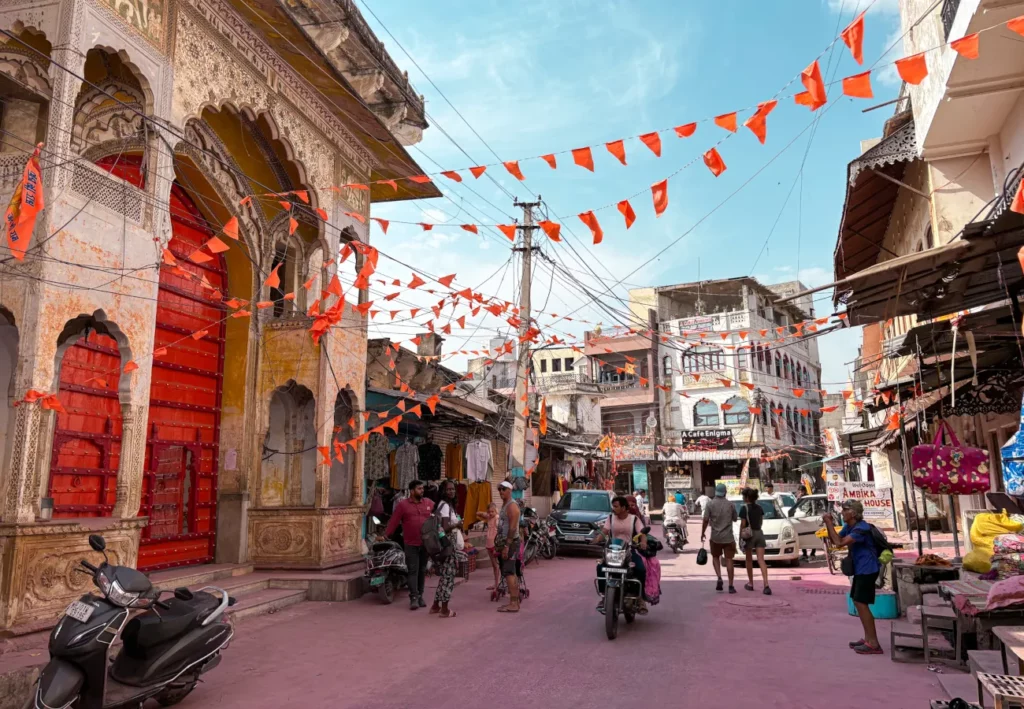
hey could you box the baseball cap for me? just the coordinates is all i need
[498,481,513,490]
[715,483,727,497]
[842,499,864,516]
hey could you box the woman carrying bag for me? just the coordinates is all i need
[738,488,771,595]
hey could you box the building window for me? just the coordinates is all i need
[760,405,768,426]
[682,346,725,373]
[552,358,562,372]
[694,399,720,427]
[775,352,781,378]
[564,357,574,371]
[782,355,790,381]
[663,355,673,376]
[723,396,751,425]
[540,359,547,373]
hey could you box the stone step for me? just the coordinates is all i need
[147,563,255,591]
[226,588,307,623]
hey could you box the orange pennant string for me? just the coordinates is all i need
[123,360,139,373]
[161,249,177,266]
[896,52,928,85]
[154,347,168,357]
[714,112,738,132]
[408,175,433,184]
[438,274,457,288]
[617,199,636,229]
[318,446,331,466]
[191,329,209,340]
[372,217,389,234]
[541,154,557,168]
[951,32,980,59]
[498,224,517,241]
[256,301,275,309]
[419,223,433,231]
[504,161,525,180]
[315,208,328,221]
[460,224,478,234]
[469,166,487,179]
[800,60,827,110]
[539,220,561,242]
[674,123,696,138]
[204,236,230,254]
[188,249,213,264]
[703,147,726,177]
[639,131,662,157]
[288,217,298,235]
[605,139,627,166]
[222,216,239,240]
[651,179,668,217]
[841,11,865,65]
[742,100,777,145]
[842,71,873,99]
[265,264,282,289]
[578,211,603,245]
[441,170,463,183]
[572,146,595,172]
[279,201,291,211]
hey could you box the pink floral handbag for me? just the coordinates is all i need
[910,420,991,495]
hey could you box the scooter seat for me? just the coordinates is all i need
[372,542,399,553]
[122,593,221,657]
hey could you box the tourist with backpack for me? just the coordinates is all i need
[823,499,883,655]
[385,479,435,610]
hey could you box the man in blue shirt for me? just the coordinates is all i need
[824,499,882,655]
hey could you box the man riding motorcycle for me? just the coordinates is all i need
[662,493,688,551]
[594,495,650,614]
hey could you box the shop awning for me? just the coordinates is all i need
[659,447,763,462]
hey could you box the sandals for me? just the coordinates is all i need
[744,583,755,591]
[497,605,520,613]
[439,609,457,618]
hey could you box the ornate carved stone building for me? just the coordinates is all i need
[0,0,436,630]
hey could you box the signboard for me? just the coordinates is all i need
[665,473,693,490]
[826,480,895,525]
[716,478,761,497]
[823,428,843,457]
[871,450,892,490]
[679,315,715,332]
[632,463,649,492]
[677,429,734,450]
[616,435,656,461]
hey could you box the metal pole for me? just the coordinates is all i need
[948,493,961,561]
[509,198,540,484]
[898,420,924,557]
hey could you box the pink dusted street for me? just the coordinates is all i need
[186,523,941,709]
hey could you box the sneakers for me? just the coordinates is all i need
[853,642,883,655]
[728,586,737,594]
[744,583,755,592]
[715,579,724,592]
[763,587,773,596]
[849,638,865,648]
[417,596,427,608]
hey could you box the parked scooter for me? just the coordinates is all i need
[364,517,408,604]
[595,527,651,641]
[540,516,559,560]
[664,521,687,553]
[26,534,234,709]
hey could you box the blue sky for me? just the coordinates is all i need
[361,0,904,388]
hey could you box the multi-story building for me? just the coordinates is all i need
[0,0,434,631]
[630,278,823,499]
[531,346,603,436]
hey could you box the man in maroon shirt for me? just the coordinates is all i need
[385,479,434,610]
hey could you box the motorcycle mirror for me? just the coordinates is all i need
[88,534,106,552]
[372,516,381,525]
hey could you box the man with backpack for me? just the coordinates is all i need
[823,499,887,655]
[385,479,435,610]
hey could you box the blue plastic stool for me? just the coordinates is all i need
[847,590,898,619]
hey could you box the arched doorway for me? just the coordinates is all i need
[137,178,227,570]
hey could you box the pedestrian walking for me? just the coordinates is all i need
[634,489,650,525]
[695,491,711,517]
[823,500,882,655]
[385,479,435,610]
[763,481,775,496]
[739,487,771,595]
[495,481,522,613]
[701,483,738,594]
[476,502,501,591]
[431,480,462,618]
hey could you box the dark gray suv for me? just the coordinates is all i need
[549,490,614,554]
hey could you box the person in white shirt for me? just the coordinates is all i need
[695,493,711,517]
[662,497,688,543]
[634,489,650,526]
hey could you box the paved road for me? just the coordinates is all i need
[191,523,944,708]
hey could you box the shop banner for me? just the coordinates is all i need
[616,434,656,461]
[716,478,760,497]
[676,429,734,450]
[871,450,893,491]
[679,315,715,332]
[632,463,649,492]
[826,480,895,525]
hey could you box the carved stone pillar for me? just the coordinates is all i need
[112,404,146,518]
[1,403,46,523]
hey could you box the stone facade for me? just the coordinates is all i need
[0,0,431,629]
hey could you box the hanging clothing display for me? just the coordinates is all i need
[418,442,443,481]
[446,442,464,480]
[389,449,398,489]
[364,433,391,480]
[395,441,419,491]
[466,438,494,482]
[462,481,492,532]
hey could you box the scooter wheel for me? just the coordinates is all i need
[156,681,197,706]
[380,578,395,604]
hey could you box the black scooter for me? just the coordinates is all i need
[26,534,235,709]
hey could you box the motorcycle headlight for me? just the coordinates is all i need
[781,526,795,541]
[97,573,141,608]
[604,547,628,566]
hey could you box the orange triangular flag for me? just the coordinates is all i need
[504,161,525,180]
[460,224,479,234]
[640,131,662,157]
[578,211,604,245]
[408,274,426,289]
[541,154,557,168]
[651,179,668,217]
[743,100,778,145]
[469,166,487,179]
[703,147,726,177]
[441,170,463,183]
[372,217,389,234]
[189,249,213,264]
[438,274,457,288]
[498,224,517,241]
[674,123,696,138]
[539,397,548,435]
[540,220,561,242]
[419,223,433,231]
[1011,174,1024,214]
[617,200,636,229]
[842,71,873,99]
[204,236,229,254]
[793,388,805,398]
[425,394,440,414]
[123,360,139,373]
[572,146,595,172]
[408,175,432,184]
[896,53,928,85]
[951,33,980,60]
[1010,16,1024,37]
[222,216,239,240]
[800,60,827,110]
[191,329,208,340]
[265,264,282,288]
[288,217,298,235]
[841,12,865,65]
[605,139,627,166]
[161,249,177,266]
[326,274,343,297]
[714,112,738,132]
[316,208,328,221]
[318,446,331,465]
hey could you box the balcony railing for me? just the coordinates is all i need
[536,373,595,387]
[941,0,960,39]
[599,376,645,390]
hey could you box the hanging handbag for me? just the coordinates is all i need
[740,504,754,541]
[910,419,991,495]
[696,546,708,566]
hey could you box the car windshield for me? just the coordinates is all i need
[733,499,783,520]
[779,493,797,508]
[556,492,611,512]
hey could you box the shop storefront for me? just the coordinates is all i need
[658,429,762,500]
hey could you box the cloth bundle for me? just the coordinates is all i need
[993,533,1024,555]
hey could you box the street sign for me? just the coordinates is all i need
[826,480,895,525]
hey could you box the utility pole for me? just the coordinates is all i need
[510,197,541,480]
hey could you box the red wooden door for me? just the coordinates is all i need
[137,183,226,571]
[47,331,123,517]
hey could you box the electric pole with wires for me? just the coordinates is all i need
[510,197,541,481]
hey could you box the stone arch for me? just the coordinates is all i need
[328,387,357,506]
[260,380,317,508]
[52,310,133,404]
[70,46,153,157]
[0,24,52,159]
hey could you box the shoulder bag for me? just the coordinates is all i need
[910,419,991,495]
[740,504,754,540]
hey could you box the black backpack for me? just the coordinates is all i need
[420,503,453,563]
[868,524,894,558]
